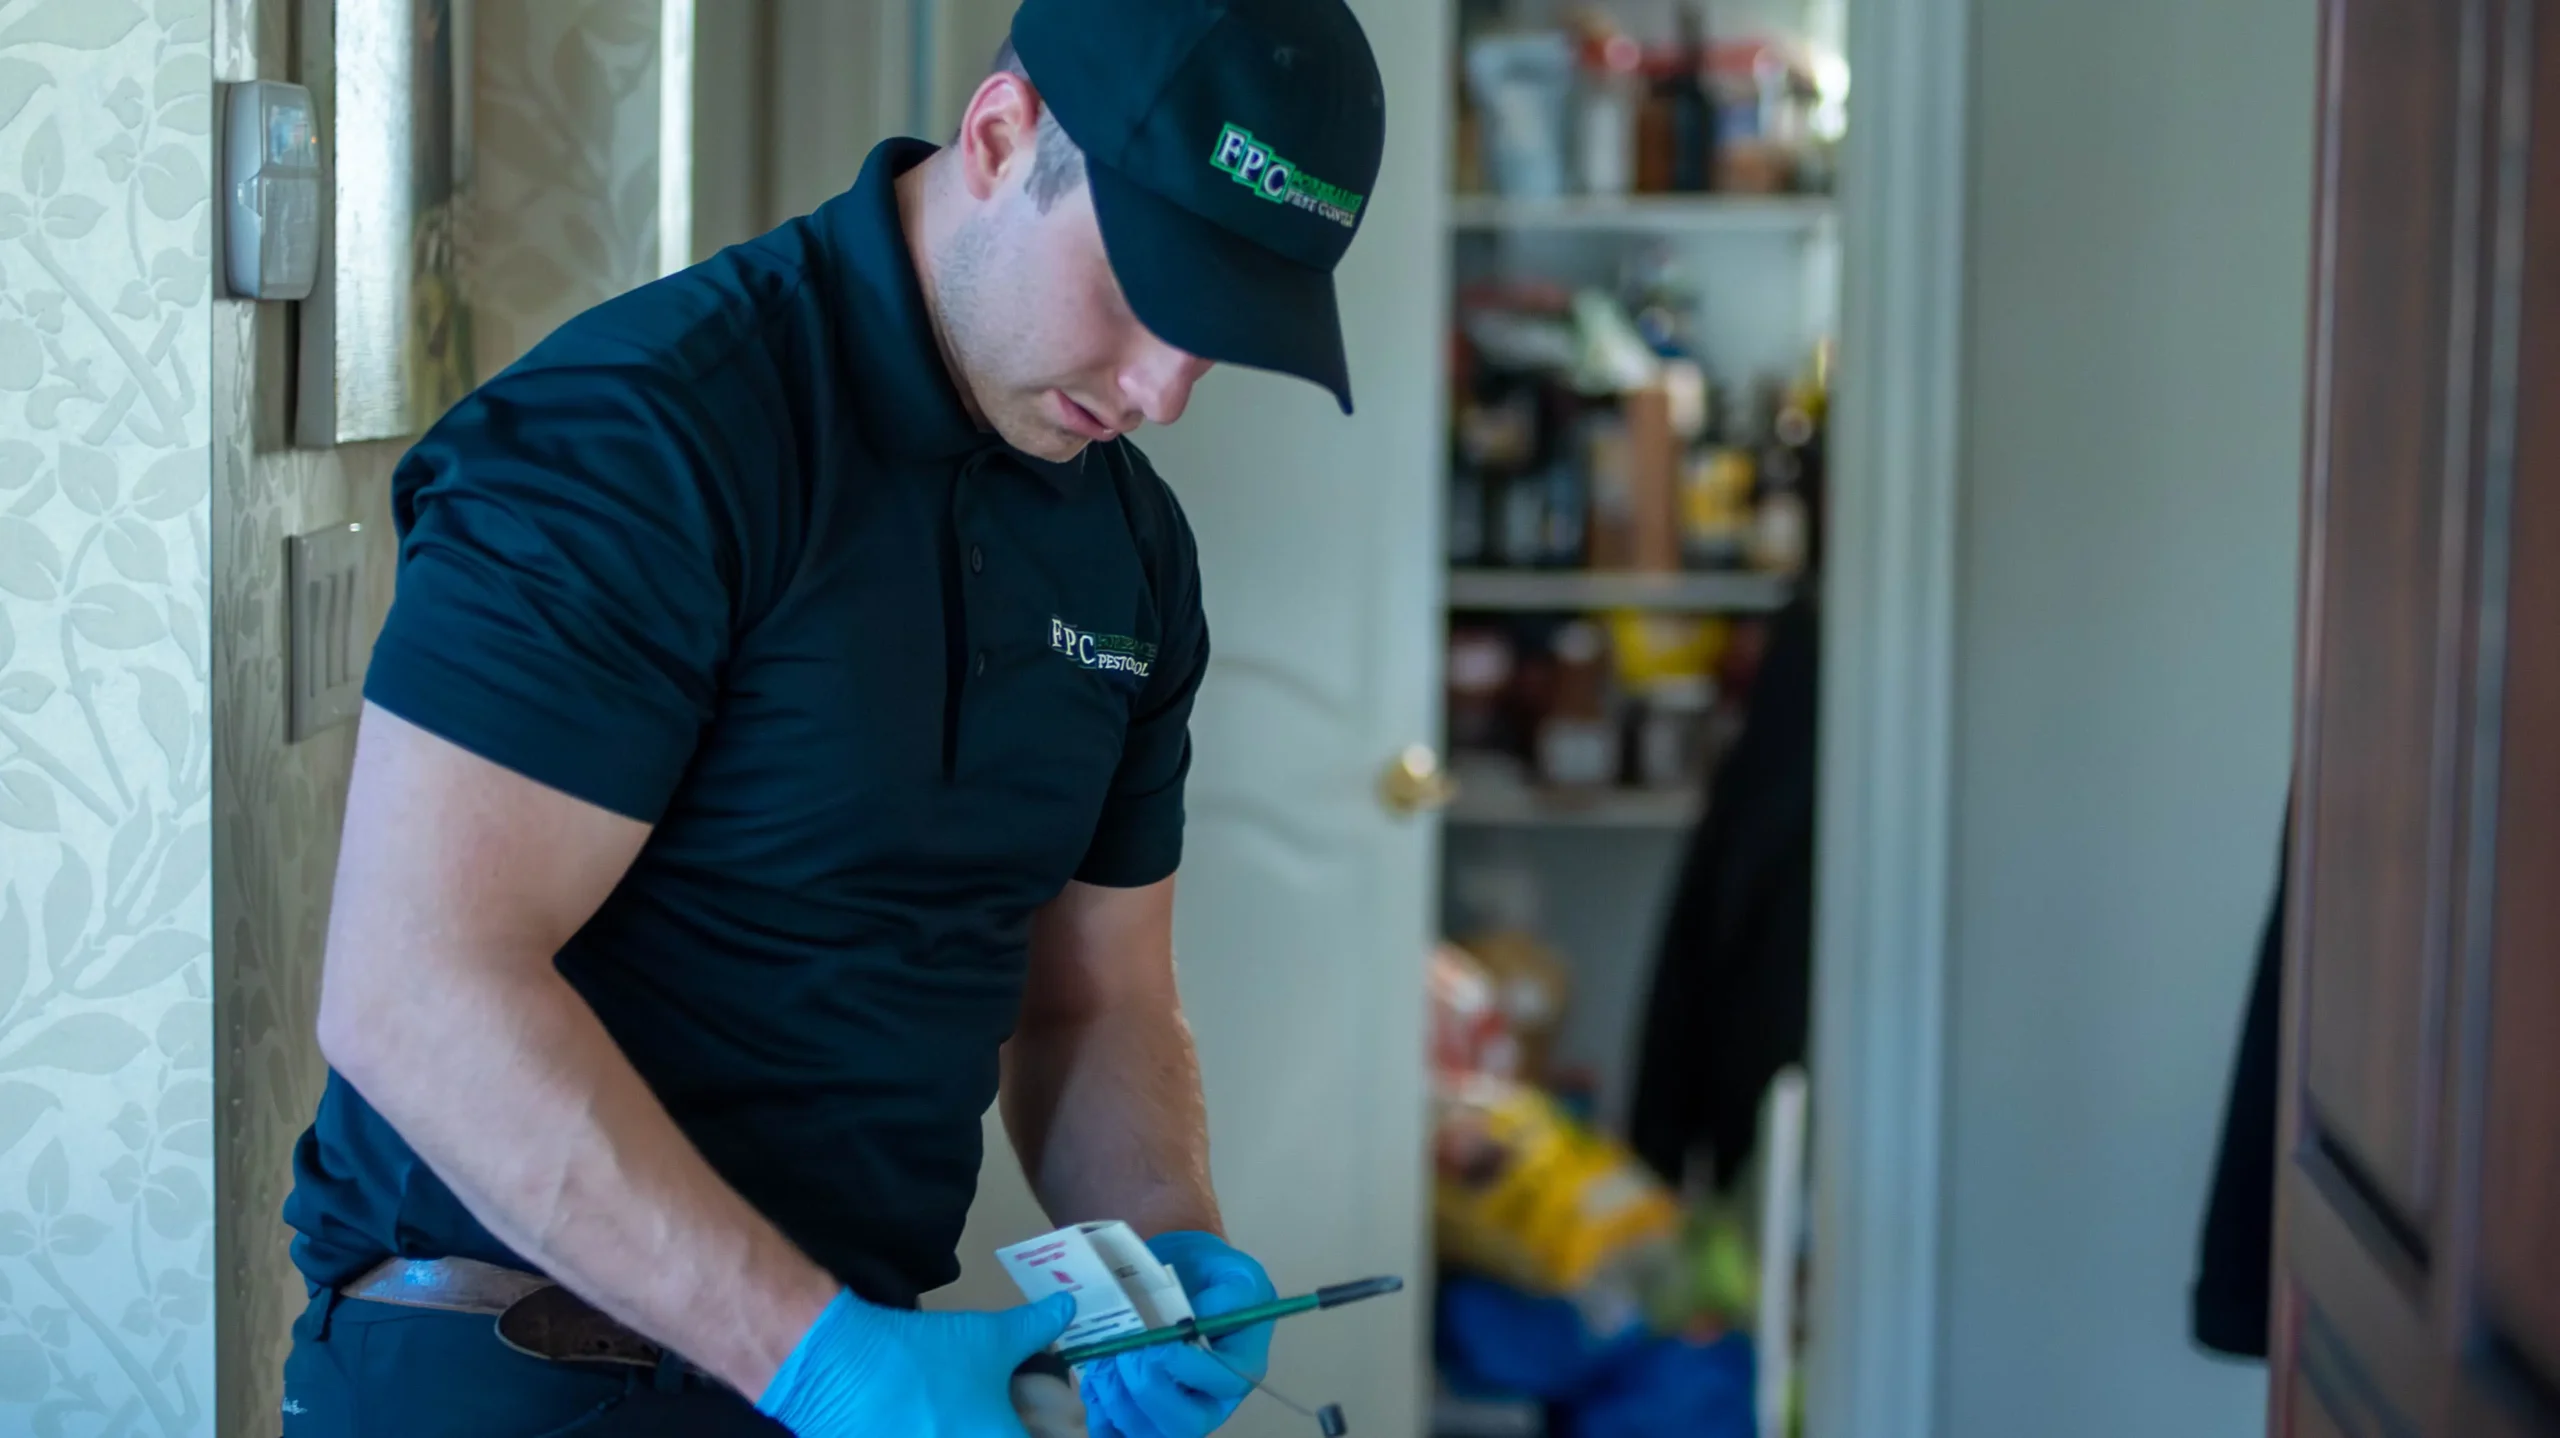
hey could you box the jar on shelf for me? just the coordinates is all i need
[1535,621,1619,790]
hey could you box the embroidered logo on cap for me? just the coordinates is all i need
[1211,124,1365,229]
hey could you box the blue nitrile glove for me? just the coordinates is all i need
[758,1288,1078,1437]
[1081,1231,1278,1438]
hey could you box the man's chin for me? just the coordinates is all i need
[995,418,1091,464]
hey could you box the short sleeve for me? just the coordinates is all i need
[363,366,741,823]
[1074,483,1208,888]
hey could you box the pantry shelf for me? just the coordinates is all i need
[1447,193,1834,236]
[1445,786,1704,831]
[1447,568,1794,613]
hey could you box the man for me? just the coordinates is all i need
[277,0,1385,1433]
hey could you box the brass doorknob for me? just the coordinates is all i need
[1378,744,1458,816]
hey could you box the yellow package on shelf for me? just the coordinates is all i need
[1432,1075,1682,1296]
[1604,610,1728,690]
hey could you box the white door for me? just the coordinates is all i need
[930,3,1451,1436]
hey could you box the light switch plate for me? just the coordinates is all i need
[286,522,368,742]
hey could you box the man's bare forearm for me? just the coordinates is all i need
[1000,1000,1223,1239]
[321,951,836,1398]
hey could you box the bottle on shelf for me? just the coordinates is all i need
[1455,381,1546,570]
[1631,673,1719,791]
[1535,620,1620,791]
[1607,610,1727,792]
[1567,11,1643,198]
[1747,358,1828,578]
[1666,5,1717,193]
[1745,378,1805,577]
[1539,459,1591,569]
[1679,375,1757,570]
[1446,624,1518,757]
[1496,468,1549,568]
[1622,242,1704,361]
[1633,90,1675,194]
[1449,465,1486,568]
[1747,475,1809,578]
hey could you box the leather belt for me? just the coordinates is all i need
[340,1257,684,1371]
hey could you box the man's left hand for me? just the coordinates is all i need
[1082,1231,1277,1438]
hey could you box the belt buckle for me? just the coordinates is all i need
[493,1286,664,1369]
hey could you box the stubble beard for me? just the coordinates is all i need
[931,217,1086,462]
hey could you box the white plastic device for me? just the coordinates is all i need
[997,1220,1195,1352]
[221,80,321,301]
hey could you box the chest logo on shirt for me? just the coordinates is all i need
[1050,617,1155,682]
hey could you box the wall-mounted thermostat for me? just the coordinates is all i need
[221,80,321,301]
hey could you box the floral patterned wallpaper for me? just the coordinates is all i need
[468,0,666,377]
[0,0,219,1433]
[206,2,665,1433]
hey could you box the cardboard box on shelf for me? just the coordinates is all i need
[1622,386,1681,573]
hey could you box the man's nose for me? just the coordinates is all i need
[1116,344,1213,430]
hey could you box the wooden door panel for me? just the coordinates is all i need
[2290,1362,2369,1438]
[2476,0,2560,1396]
[2282,0,2560,1435]
[2448,1389,2546,1438]
[2296,0,2473,1230]
[2477,542,2560,1403]
[2293,1301,2429,1438]
[2291,1378,2353,1438]
[2286,1191,2436,1431]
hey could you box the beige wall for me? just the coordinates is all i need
[210,2,669,1430]
[693,0,934,248]
[930,0,1016,139]
[0,0,218,1432]
[767,0,914,223]
[1935,0,2313,1432]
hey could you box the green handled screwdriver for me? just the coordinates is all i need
[1054,1276,1404,1367]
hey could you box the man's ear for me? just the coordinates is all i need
[955,72,1042,203]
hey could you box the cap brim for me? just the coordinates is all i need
[1085,161,1355,415]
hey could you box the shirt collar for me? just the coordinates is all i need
[817,139,1090,492]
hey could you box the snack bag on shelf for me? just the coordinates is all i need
[1453,928,1571,1083]
[1429,941,1518,1080]
[1432,1074,1683,1297]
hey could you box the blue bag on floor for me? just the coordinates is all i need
[1557,1331,1754,1438]
[1437,1274,1756,1437]
[1435,1275,1651,1401]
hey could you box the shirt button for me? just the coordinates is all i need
[969,545,985,575]
[974,650,988,677]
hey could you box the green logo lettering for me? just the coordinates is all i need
[1209,123,1365,230]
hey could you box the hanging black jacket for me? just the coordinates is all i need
[2192,816,2289,1359]
[1628,596,1819,1192]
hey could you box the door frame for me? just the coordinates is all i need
[1808,0,1971,1433]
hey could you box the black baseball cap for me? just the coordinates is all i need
[1010,0,1386,414]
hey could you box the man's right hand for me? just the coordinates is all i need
[756,1290,1078,1437]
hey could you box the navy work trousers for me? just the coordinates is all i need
[279,1289,786,1437]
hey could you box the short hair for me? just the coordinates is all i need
[983,38,1087,213]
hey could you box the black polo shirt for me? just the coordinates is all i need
[283,139,1209,1307]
